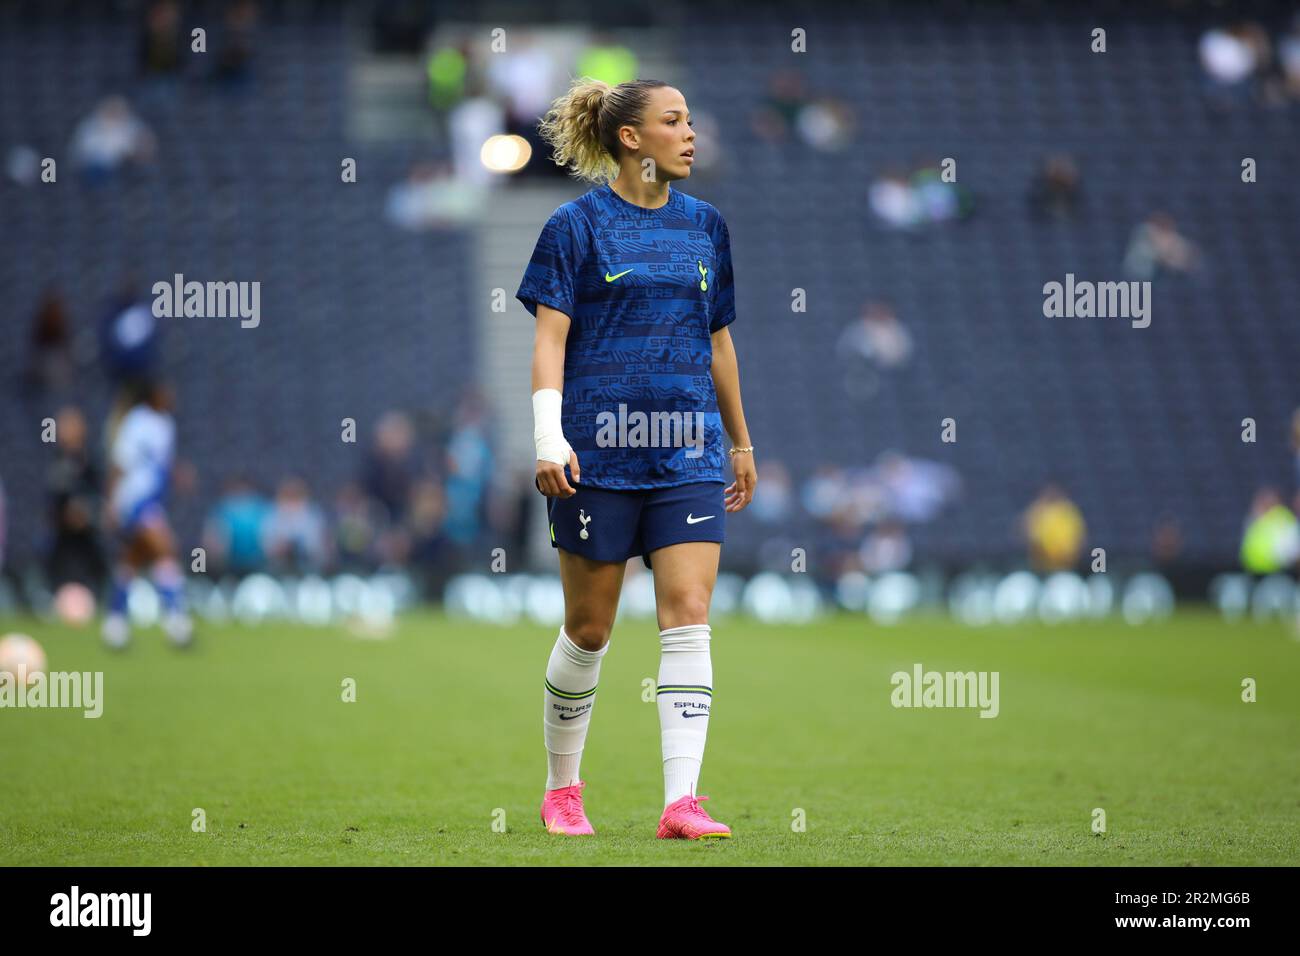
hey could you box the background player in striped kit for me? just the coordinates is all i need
[101,379,193,649]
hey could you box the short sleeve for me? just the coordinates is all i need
[516,205,585,319]
[708,213,736,333]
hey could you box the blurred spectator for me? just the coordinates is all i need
[213,0,258,88]
[491,469,536,564]
[576,33,638,86]
[203,476,271,576]
[448,95,506,185]
[6,144,42,186]
[45,408,107,593]
[868,168,916,228]
[837,302,913,371]
[1023,484,1086,572]
[749,460,793,526]
[811,508,870,583]
[1028,154,1082,221]
[334,481,386,572]
[799,454,959,565]
[1239,488,1299,575]
[426,42,469,110]
[870,452,960,524]
[484,33,564,181]
[70,96,156,184]
[386,161,488,230]
[802,465,859,532]
[487,34,558,135]
[1199,22,1270,110]
[870,160,972,230]
[751,69,810,143]
[442,394,494,547]
[1123,212,1199,280]
[138,1,182,77]
[1281,14,1300,101]
[796,98,854,152]
[801,465,848,523]
[748,69,852,152]
[99,279,161,387]
[909,160,971,222]
[405,476,451,595]
[860,519,912,574]
[1151,514,1184,569]
[264,477,330,574]
[27,288,75,395]
[364,411,421,522]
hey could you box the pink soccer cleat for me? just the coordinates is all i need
[540,780,596,836]
[656,794,732,840]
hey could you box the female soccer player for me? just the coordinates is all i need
[101,379,192,649]
[516,78,756,839]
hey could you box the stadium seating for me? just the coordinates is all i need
[2,1,1297,573]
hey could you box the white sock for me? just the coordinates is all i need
[657,623,712,806]
[543,626,609,791]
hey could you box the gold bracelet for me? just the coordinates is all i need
[728,446,753,456]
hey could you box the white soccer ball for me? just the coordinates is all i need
[0,633,47,686]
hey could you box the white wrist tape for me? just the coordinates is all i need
[532,388,571,465]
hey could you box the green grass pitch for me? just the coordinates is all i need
[1,609,1297,866]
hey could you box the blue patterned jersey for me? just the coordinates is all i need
[516,183,736,490]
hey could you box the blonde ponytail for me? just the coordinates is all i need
[538,77,669,184]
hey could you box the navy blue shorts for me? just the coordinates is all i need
[546,481,726,567]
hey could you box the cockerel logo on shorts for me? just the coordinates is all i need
[578,509,592,540]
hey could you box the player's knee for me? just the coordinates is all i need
[660,591,711,630]
[563,619,612,652]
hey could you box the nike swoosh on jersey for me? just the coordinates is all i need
[605,268,634,282]
[685,513,715,524]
